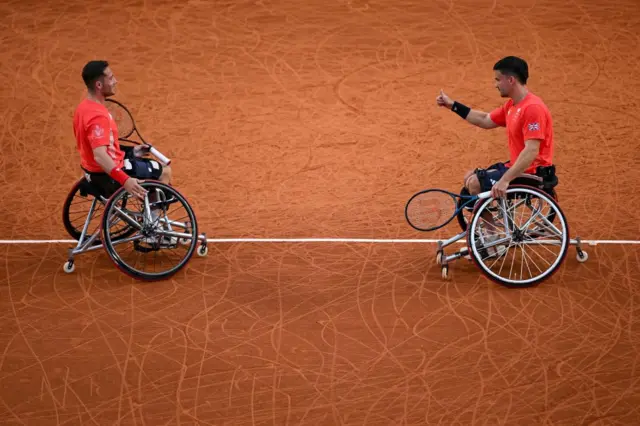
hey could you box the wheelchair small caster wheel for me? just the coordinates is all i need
[576,250,588,263]
[63,261,75,274]
[197,244,208,257]
[441,265,449,280]
[436,250,443,265]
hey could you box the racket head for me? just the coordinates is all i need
[405,189,466,232]
[105,98,135,139]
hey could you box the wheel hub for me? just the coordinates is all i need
[141,226,155,237]
[512,228,525,242]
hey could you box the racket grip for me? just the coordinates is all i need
[150,146,171,166]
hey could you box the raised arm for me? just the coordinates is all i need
[436,89,501,129]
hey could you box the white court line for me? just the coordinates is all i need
[0,238,638,246]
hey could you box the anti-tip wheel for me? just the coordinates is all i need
[197,245,208,257]
[441,265,449,280]
[63,261,75,273]
[576,250,589,263]
[436,250,443,265]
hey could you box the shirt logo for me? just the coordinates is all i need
[92,125,105,139]
[528,122,540,131]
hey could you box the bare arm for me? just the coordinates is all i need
[463,109,499,129]
[93,146,148,199]
[501,139,541,182]
[93,146,120,175]
[436,89,499,129]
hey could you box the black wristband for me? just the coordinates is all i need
[452,101,471,119]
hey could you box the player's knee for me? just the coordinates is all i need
[160,165,172,183]
[465,175,482,195]
[463,169,474,182]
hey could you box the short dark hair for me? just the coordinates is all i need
[493,56,528,84]
[82,60,109,90]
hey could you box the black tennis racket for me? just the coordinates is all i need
[105,98,171,166]
[405,189,489,232]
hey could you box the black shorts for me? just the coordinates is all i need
[473,161,557,194]
[462,161,558,211]
[84,158,164,198]
[475,161,510,192]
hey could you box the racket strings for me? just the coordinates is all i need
[406,191,458,231]
[106,101,134,138]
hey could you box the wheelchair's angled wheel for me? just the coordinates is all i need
[62,178,103,240]
[101,181,200,281]
[62,177,136,241]
[466,186,570,288]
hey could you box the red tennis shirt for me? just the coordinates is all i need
[489,92,554,174]
[73,98,124,173]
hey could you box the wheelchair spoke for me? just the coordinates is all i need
[523,242,554,269]
[525,220,556,239]
[519,243,544,277]
[518,204,544,233]
[479,218,505,236]
[520,243,530,281]
[530,209,563,237]
[492,241,512,276]
[101,182,200,280]
[468,187,569,287]
[520,239,564,246]
[508,244,518,281]
[108,234,145,246]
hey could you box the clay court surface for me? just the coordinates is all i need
[1,0,640,424]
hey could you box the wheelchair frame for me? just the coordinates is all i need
[432,184,588,287]
[62,177,209,281]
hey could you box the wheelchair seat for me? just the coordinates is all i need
[457,164,560,231]
[77,176,108,200]
[509,165,559,199]
[79,168,124,201]
[62,178,208,281]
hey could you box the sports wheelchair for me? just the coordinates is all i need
[61,173,208,281]
[405,165,589,287]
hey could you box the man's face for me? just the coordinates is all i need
[494,70,513,98]
[96,67,117,97]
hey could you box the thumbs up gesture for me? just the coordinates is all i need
[436,89,453,109]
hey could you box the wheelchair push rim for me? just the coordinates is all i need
[100,181,200,281]
[466,185,570,287]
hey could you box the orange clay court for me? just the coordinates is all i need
[1,0,640,424]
